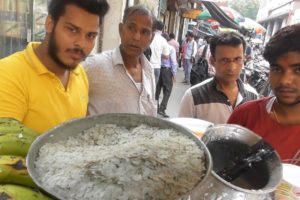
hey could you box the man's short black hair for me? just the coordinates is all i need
[154,20,165,31]
[186,31,194,37]
[263,24,300,63]
[122,4,156,30]
[48,0,109,23]
[209,31,246,57]
[169,33,175,39]
[161,33,170,41]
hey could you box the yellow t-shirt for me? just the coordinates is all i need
[0,42,89,133]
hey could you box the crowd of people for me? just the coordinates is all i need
[0,0,299,169]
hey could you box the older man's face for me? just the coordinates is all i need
[118,13,153,58]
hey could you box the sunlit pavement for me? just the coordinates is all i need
[157,67,190,118]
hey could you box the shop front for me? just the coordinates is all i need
[0,0,48,58]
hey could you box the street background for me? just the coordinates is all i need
[163,68,190,118]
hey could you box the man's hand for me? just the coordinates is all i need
[172,75,176,82]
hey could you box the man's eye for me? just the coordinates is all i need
[270,67,281,73]
[67,27,77,33]
[128,25,135,31]
[220,58,229,63]
[141,30,150,36]
[235,57,243,62]
[295,67,300,74]
[87,34,97,40]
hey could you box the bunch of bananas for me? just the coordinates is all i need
[0,118,53,200]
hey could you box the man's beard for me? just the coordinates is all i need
[48,31,86,70]
[276,96,300,107]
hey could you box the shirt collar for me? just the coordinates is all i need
[212,78,245,93]
[24,42,81,76]
[112,46,153,79]
[112,47,125,67]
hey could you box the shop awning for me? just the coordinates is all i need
[183,9,202,19]
[201,1,242,31]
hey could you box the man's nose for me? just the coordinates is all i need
[133,31,141,40]
[227,59,241,70]
[74,34,87,49]
[280,70,293,85]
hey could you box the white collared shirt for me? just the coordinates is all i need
[82,47,157,116]
[150,31,170,69]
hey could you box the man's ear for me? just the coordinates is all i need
[149,31,155,44]
[45,15,54,34]
[209,55,214,66]
[118,23,123,36]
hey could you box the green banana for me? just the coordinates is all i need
[0,118,40,137]
[0,184,53,200]
[0,133,36,157]
[0,155,36,187]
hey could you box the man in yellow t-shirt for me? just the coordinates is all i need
[0,0,109,133]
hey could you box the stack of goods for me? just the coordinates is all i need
[0,118,53,200]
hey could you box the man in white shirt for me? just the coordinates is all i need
[155,33,177,118]
[82,5,157,116]
[150,21,170,84]
[183,31,198,85]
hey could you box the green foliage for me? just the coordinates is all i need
[228,0,260,20]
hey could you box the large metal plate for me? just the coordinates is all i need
[27,113,212,199]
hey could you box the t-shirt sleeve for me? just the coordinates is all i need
[227,105,247,126]
[178,89,195,118]
[0,65,27,122]
[81,55,99,84]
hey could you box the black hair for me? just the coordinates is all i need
[48,0,109,23]
[186,31,194,37]
[263,24,300,63]
[209,31,246,57]
[161,33,170,41]
[204,35,212,43]
[122,4,156,30]
[169,33,175,39]
[154,20,165,31]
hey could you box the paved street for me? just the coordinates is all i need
[159,67,190,118]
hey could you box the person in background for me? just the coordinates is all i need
[149,20,170,84]
[196,35,215,78]
[183,31,197,85]
[156,33,177,118]
[245,43,254,63]
[143,46,152,61]
[178,32,258,124]
[0,0,109,133]
[179,34,188,70]
[168,33,180,61]
[83,5,157,116]
[228,24,300,165]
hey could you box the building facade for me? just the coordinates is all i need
[257,0,300,44]
[0,0,199,58]
[0,0,49,58]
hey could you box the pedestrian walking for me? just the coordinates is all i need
[156,33,177,118]
[182,31,197,85]
[149,21,170,84]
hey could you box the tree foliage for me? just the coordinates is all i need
[228,0,260,20]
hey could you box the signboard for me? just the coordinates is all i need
[183,9,201,19]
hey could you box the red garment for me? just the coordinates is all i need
[228,97,300,165]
